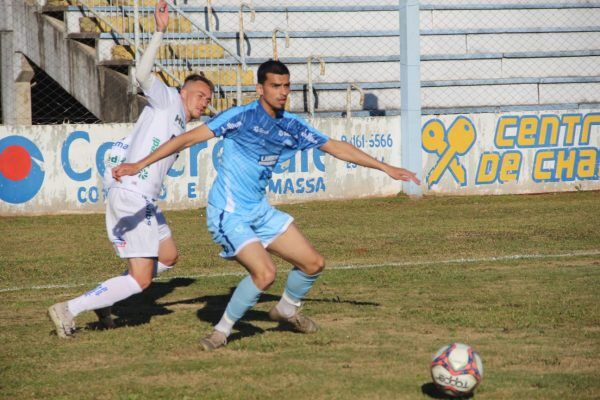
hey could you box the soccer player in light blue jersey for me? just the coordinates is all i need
[113,60,420,350]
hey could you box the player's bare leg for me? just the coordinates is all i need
[266,223,323,333]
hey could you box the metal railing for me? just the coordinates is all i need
[72,0,248,114]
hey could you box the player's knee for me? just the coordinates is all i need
[304,254,325,275]
[160,252,179,267]
[252,267,277,290]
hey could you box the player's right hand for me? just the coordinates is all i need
[112,163,140,182]
[155,0,169,32]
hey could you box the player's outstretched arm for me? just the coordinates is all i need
[135,0,169,91]
[319,139,421,184]
[112,125,215,181]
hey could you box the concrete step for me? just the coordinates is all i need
[79,15,192,34]
[156,67,254,88]
[111,43,224,61]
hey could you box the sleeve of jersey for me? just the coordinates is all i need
[285,113,330,151]
[206,107,246,137]
[143,75,178,110]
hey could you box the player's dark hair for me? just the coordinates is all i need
[183,73,214,92]
[257,60,290,84]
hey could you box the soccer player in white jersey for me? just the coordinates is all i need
[112,60,421,350]
[48,0,214,338]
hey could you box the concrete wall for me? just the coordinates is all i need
[2,108,598,215]
[422,109,600,194]
[0,116,403,215]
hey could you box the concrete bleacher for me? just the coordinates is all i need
[3,0,600,123]
[77,1,600,115]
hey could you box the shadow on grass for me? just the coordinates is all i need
[85,277,196,330]
[190,288,380,344]
[85,278,380,345]
[421,382,474,399]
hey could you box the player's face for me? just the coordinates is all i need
[257,73,290,116]
[180,80,212,121]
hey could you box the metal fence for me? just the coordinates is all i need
[1,0,599,125]
[419,2,600,112]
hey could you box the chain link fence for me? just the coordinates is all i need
[1,0,599,125]
[420,2,600,112]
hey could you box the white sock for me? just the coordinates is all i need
[275,292,301,318]
[214,313,235,337]
[67,275,142,317]
[155,262,173,276]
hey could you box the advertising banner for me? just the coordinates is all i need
[0,117,403,215]
[422,110,600,195]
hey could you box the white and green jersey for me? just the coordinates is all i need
[104,75,186,199]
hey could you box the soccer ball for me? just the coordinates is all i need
[430,342,483,397]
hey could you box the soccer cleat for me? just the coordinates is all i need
[94,306,116,329]
[48,302,75,339]
[199,330,228,351]
[268,306,319,333]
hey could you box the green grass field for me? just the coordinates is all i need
[1,191,599,399]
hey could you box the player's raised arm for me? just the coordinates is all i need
[319,138,421,184]
[135,0,169,91]
[112,124,215,180]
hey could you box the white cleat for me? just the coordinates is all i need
[48,302,75,339]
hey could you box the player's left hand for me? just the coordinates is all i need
[155,0,169,32]
[112,163,140,182]
[384,166,421,185]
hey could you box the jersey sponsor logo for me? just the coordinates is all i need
[299,129,319,144]
[252,126,270,135]
[138,168,149,180]
[175,114,185,130]
[150,137,161,152]
[278,130,291,138]
[112,140,129,150]
[0,135,45,204]
[220,120,243,135]
[258,155,279,166]
[106,139,128,167]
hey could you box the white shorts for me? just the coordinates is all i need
[105,188,172,258]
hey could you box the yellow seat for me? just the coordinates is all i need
[112,42,225,62]
[171,44,224,59]
[139,16,192,33]
[80,16,134,33]
[156,68,254,88]
[64,0,109,6]
[203,68,254,87]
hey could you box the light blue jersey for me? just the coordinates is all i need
[206,100,329,213]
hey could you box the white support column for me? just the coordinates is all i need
[1,31,17,125]
[14,53,35,125]
[399,0,423,196]
[1,33,35,125]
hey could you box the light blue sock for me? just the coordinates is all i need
[216,275,263,335]
[284,267,320,303]
[274,267,321,318]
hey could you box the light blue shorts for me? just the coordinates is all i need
[206,201,294,259]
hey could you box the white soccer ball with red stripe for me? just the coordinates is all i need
[430,342,483,397]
